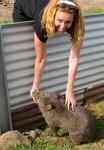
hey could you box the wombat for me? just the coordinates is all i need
[36,91,96,145]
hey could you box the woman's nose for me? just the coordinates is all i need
[60,22,66,29]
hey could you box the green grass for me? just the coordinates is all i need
[0,19,13,25]
[2,20,12,23]
[84,8,104,15]
[9,136,77,150]
[9,99,104,150]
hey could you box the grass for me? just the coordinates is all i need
[9,136,77,150]
[0,19,13,25]
[9,98,104,150]
[84,8,104,15]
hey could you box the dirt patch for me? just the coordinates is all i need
[82,0,104,10]
[0,0,14,23]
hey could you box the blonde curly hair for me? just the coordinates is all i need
[41,0,85,44]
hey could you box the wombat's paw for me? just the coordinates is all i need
[49,131,58,137]
[71,138,81,145]
[70,132,84,145]
[70,131,95,145]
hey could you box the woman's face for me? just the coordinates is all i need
[55,9,74,34]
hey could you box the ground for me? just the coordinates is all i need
[0,0,14,23]
[0,0,104,23]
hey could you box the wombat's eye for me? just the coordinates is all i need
[54,93,61,98]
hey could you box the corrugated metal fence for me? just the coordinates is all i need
[0,14,104,132]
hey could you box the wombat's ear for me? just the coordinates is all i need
[54,93,65,100]
[52,92,61,99]
[46,104,52,110]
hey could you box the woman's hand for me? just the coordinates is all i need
[30,86,39,103]
[65,89,77,110]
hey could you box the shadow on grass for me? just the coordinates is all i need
[95,116,104,139]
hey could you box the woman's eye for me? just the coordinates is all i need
[58,19,62,23]
[66,21,72,26]
[66,21,71,24]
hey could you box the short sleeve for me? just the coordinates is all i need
[33,18,48,43]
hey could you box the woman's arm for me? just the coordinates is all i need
[65,40,83,110]
[30,33,47,101]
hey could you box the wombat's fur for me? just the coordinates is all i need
[36,91,96,145]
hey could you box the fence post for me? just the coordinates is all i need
[0,27,12,133]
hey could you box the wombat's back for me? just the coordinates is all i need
[66,105,96,144]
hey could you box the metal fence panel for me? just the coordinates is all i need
[0,14,104,132]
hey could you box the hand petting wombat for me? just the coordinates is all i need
[36,91,96,145]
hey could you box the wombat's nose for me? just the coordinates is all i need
[44,92,50,98]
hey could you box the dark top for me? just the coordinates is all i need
[13,0,70,43]
[13,0,49,42]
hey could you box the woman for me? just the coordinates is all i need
[13,0,85,110]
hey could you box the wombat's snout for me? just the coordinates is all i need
[44,92,50,98]
[36,91,50,102]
